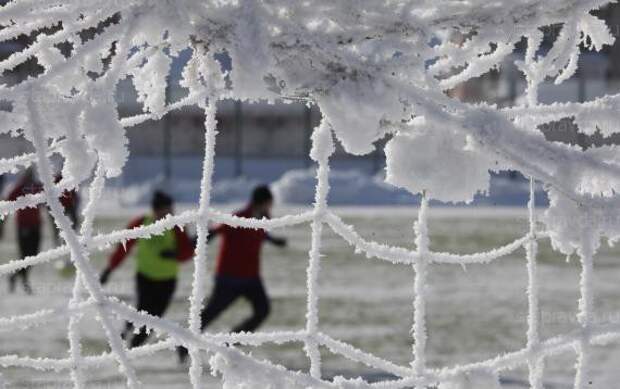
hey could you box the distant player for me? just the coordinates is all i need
[5,168,43,294]
[51,173,80,245]
[178,185,287,363]
[99,191,194,349]
[51,173,80,276]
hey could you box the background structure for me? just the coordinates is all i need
[2,3,620,195]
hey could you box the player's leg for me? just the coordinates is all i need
[130,275,176,348]
[200,277,242,331]
[17,227,39,294]
[123,273,152,344]
[19,268,31,295]
[123,273,144,342]
[233,278,270,333]
[10,227,27,293]
[8,271,17,293]
[151,278,176,316]
[178,277,240,363]
[68,207,79,230]
[24,227,40,294]
[122,274,140,339]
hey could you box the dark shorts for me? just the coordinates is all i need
[18,226,41,258]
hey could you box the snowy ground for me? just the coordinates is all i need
[1,206,620,388]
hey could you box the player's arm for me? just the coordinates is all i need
[265,232,287,248]
[190,224,224,247]
[99,217,144,284]
[208,224,224,242]
[255,211,286,247]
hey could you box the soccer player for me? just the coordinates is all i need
[5,168,43,294]
[178,185,287,363]
[99,191,193,348]
[51,173,80,276]
[51,173,80,245]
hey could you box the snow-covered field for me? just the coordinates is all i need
[1,206,620,388]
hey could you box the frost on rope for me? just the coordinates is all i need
[1,0,620,388]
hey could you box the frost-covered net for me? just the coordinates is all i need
[1,0,620,388]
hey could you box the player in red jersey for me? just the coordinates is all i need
[178,185,286,363]
[99,191,194,348]
[51,173,81,276]
[5,168,43,294]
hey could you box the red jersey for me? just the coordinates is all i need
[7,177,43,228]
[60,189,78,210]
[214,207,267,278]
[55,174,78,211]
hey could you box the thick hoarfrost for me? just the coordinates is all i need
[385,118,499,203]
[1,0,620,388]
[80,99,128,178]
[131,51,172,117]
[317,78,404,155]
[1,0,618,208]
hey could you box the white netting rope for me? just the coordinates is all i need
[1,1,620,388]
[0,121,598,389]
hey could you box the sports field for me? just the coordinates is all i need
[1,207,619,388]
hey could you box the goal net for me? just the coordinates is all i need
[0,1,619,388]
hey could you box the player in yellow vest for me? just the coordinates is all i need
[100,191,193,348]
